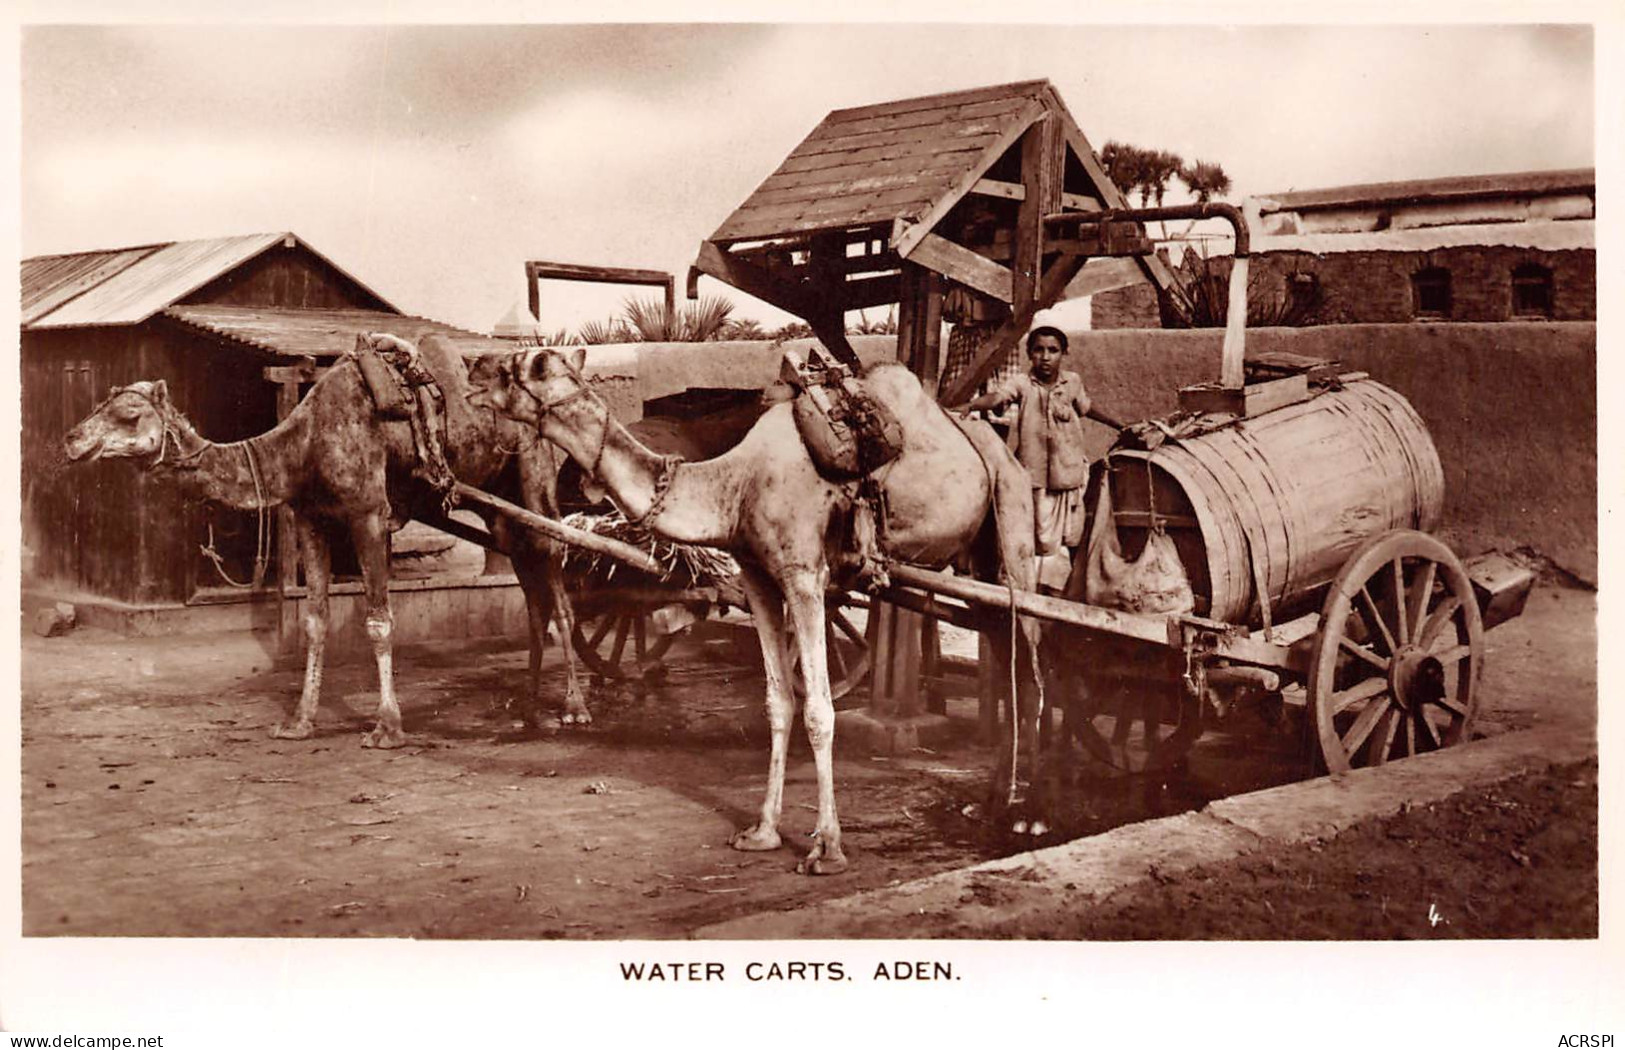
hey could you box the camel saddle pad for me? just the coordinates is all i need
[353,340,414,420]
[781,346,904,481]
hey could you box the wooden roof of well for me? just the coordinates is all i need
[711,80,1079,244]
[162,305,498,359]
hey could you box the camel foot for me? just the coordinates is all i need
[796,837,849,876]
[360,724,407,749]
[268,719,315,740]
[730,824,782,852]
[560,704,593,727]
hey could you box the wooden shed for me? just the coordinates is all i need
[20,232,531,649]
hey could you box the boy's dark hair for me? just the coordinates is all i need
[1026,326,1068,353]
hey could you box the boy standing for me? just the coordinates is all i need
[964,325,1124,590]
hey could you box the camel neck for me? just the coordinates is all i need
[570,409,742,547]
[164,408,310,511]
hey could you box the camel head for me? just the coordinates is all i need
[466,346,590,432]
[63,380,189,466]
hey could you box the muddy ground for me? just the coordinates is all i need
[18,580,1595,939]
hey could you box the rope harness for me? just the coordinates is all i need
[86,384,272,589]
[511,355,685,530]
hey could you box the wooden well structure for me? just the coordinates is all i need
[687,79,1184,733]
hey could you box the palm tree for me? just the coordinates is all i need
[1179,159,1232,203]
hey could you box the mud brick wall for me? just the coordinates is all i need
[1064,322,1597,583]
[1093,246,1596,327]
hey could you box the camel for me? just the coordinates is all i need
[467,345,1045,875]
[62,332,590,748]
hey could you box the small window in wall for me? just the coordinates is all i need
[1512,263,1554,317]
[1411,267,1452,319]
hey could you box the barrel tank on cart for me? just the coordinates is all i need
[1098,377,1444,627]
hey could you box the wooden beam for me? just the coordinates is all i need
[919,268,943,387]
[692,240,817,319]
[1060,257,1147,300]
[263,361,321,385]
[905,232,1013,303]
[890,100,1048,259]
[1060,191,1103,211]
[842,272,903,311]
[453,483,664,575]
[807,234,864,369]
[1052,112,1181,295]
[527,261,675,325]
[1010,117,1060,315]
[970,178,1025,201]
[937,252,1086,406]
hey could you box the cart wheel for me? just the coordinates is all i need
[571,604,677,681]
[1068,679,1203,774]
[788,598,872,704]
[1308,530,1483,774]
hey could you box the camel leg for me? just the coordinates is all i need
[729,566,792,855]
[783,568,849,875]
[353,512,406,750]
[270,515,330,740]
[544,555,590,724]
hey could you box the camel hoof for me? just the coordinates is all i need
[1029,820,1049,837]
[268,720,314,740]
[360,725,406,750]
[560,708,593,726]
[730,825,782,852]
[796,844,850,876]
[1011,819,1029,835]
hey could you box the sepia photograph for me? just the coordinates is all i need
[2,6,1618,1045]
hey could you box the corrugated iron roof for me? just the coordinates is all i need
[710,80,1055,244]
[1258,169,1595,214]
[161,305,498,359]
[21,232,399,330]
[21,245,160,325]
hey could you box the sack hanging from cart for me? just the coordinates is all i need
[1083,466,1195,616]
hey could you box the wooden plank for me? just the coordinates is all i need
[971,178,1025,201]
[782,116,1015,164]
[745,168,962,211]
[882,563,1177,647]
[263,361,321,385]
[1060,191,1104,211]
[692,240,818,318]
[750,152,971,200]
[1047,89,1181,296]
[842,272,903,311]
[1178,374,1311,419]
[776,139,992,178]
[822,81,1046,126]
[1061,257,1147,300]
[768,142,983,187]
[891,100,1047,259]
[815,93,1034,140]
[453,484,664,575]
[937,252,1087,406]
[919,269,943,386]
[905,232,1013,303]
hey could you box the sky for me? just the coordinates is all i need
[19,22,1597,336]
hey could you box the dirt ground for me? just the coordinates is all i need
[17,578,1595,939]
[990,757,1598,940]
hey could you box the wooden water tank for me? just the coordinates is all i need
[1103,378,1444,626]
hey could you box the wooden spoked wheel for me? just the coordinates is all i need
[1069,679,1203,774]
[788,598,873,704]
[1308,530,1483,773]
[571,602,678,680]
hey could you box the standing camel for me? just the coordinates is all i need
[468,346,1044,875]
[62,332,590,748]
